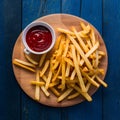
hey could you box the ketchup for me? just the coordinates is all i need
[26,25,52,52]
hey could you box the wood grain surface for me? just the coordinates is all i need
[12,14,108,107]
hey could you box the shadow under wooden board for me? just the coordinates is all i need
[12,14,108,107]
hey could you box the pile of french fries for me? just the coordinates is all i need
[13,22,107,103]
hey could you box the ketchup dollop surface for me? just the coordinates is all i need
[26,25,52,52]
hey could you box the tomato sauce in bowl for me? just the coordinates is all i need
[22,21,56,55]
[26,25,52,52]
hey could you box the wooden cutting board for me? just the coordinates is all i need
[12,14,108,107]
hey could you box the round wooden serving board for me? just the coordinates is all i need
[12,14,108,107]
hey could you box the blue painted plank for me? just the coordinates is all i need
[62,0,81,16]
[103,0,120,119]
[22,0,43,27]
[62,0,103,120]
[0,0,22,120]
[22,0,61,28]
[22,0,62,120]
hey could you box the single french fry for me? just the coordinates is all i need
[90,28,96,46]
[45,71,52,89]
[56,40,65,57]
[98,55,103,60]
[80,22,87,30]
[86,38,92,49]
[66,78,78,84]
[61,57,66,91]
[83,24,91,34]
[67,51,73,58]
[97,69,105,75]
[82,67,89,72]
[24,53,38,65]
[41,75,47,82]
[86,75,95,91]
[14,59,36,68]
[13,60,35,72]
[57,28,75,35]
[50,58,56,64]
[30,81,45,86]
[94,50,99,68]
[67,92,80,100]
[41,86,50,97]
[50,87,60,97]
[57,88,73,102]
[57,84,63,89]
[79,31,88,38]
[80,30,90,36]
[39,53,47,67]
[40,60,50,77]
[63,38,70,57]
[70,69,76,80]
[81,91,92,102]
[57,76,69,80]
[52,64,61,82]
[35,70,40,101]
[65,63,71,77]
[50,58,54,71]
[77,51,81,62]
[86,82,91,92]
[54,34,64,50]
[92,59,95,68]
[71,45,87,92]
[49,81,59,88]
[99,51,105,56]
[95,75,108,87]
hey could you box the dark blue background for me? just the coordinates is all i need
[0,0,120,120]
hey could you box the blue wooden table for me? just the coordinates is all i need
[0,0,120,120]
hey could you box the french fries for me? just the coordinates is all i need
[57,88,73,102]
[41,86,50,97]
[67,92,80,100]
[14,59,36,68]
[30,81,45,86]
[45,71,52,89]
[40,60,50,77]
[71,45,87,92]
[57,28,74,35]
[13,21,107,103]
[61,57,66,91]
[13,59,35,72]
[72,26,89,53]
[68,35,93,70]
[39,53,47,67]
[35,70,40,100]
[24,53,38,65]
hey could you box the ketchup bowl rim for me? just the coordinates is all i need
[22,21,56,55]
